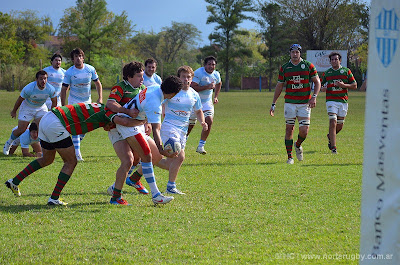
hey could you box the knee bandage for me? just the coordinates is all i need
[298,119,310,127]
[329,113,337,121]
[285,118,296,125]
[337,119,345,124]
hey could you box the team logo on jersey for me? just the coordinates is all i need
[139,88,147,103]
[110,87,118,94]
[301,64,305,69]
[375,8,400,67]
[340,69,344,74]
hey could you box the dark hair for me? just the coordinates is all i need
[70,48,85,61]
[36,70,48,79]
[145,58,157,67]
[161,75,183,94]
[123,61,144,81]
[50,53,62,62]
[29,122,38,132]
[329,52,342,61]
[177,65,194,78]
[289,44,302,52]
[204,56,217,65]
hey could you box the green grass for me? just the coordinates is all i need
[0,90,365,264]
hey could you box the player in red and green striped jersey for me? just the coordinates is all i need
[321,52,357,154]
[269,44,321,164]
[4,102,145,206]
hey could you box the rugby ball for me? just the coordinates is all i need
[164,138,182,155]
[107,185,114,196]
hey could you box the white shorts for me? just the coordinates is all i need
[326,101,348,117]
[38,112,70,143]
[18,101,48,122]
[189,101,214,125]
[160,123,187,150]
[284,103,311,119]
[116,124,147,140]
[46,96,61,110]
[108,128,125,145]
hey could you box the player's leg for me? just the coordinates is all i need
[165,150,185,195]
[196,102,214,154]
[293,104,311,161]
[4,120,30,155]
[284,103,296,164]
[186,111,196,137]
[8,144,18,155]
[48,139,77,206]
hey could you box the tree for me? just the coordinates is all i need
[258,2,290,90]
[58,0,133,63]
[206,0,256,91]
[0,12,25,64]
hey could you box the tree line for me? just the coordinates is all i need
[0,0,369,91]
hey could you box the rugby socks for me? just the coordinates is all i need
[72,135,81,156]
[111,188,122,201]
[13,160,42,185]
[285,139,293,158]
[50,172,71,200]
[295,135,306,148]
[129,171,142,183]
[141,162,161,198]
[198,140,206,148]
[166,181,176,191]
[79,134,85,141]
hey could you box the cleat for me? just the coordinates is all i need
[152,193,174,204]
[165,187,185,195]
[110,197,131,206]
[295,145,303,161]
[331,149,338,154]
[126,178,149,195]
[5,179,21,197]
[286,158,294,164]
[107,184,115,196]
[76,153,84,161]
[327,134,331,150]
[196,146,207,155]
[3,140,11,155]
[47,197,68,206]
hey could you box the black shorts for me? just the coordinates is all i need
[40,137,73,150]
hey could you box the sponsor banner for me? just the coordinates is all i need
[306,50,347,72]
[360,0,400,264]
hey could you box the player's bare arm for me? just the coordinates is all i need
[270,82,284,117]
[213,82,222,104]
[195,109,208,131]
[60,84,69,106]
[334,80,357,90]
[10,96,24,118]
[106,99,139,119]
[191,82,215,92]
[308,75,321,108]
[94,79,103,104]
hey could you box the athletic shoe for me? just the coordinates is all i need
[196,146,207,155]
[327,134,331,150]
[3,140,11,155]
[5,179,21,197]
[47,197,68,206]
[107,184,115,196]
[110,197,131,206]
[286,158,294,164]
[126,177,149,194]
[152,193,174,204]
[165,187,185,195]
[331,149,338,154]
[295,145,303,161]
[76,153,84,161]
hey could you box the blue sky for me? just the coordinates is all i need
[0,0,258,46]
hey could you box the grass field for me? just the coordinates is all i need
[0,90,365,264]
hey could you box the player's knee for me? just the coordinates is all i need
[285,118,296,126]
[328,113,337,121]
[337,119,345,124]
[298,119,310,127]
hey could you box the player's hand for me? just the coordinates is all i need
[213,97,219,104]
[103,122,114,131]
[145,123,152,135]
[269,104,276,117]
[126,108,139,118]
[209,82,215,90]
[201,122,208,131]
[10,110,17,118]
[160,149,178,158]
[334,80,344,88]
[308,97,317,108]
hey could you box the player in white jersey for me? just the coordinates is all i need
[112,76,182,205]
[8,123,42,157]
[187,56,222,155]
[61,48,103,161]
[3,70,57,155]
[43,53,65,110]
[143,58,162,87]
[161,66,207,195]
